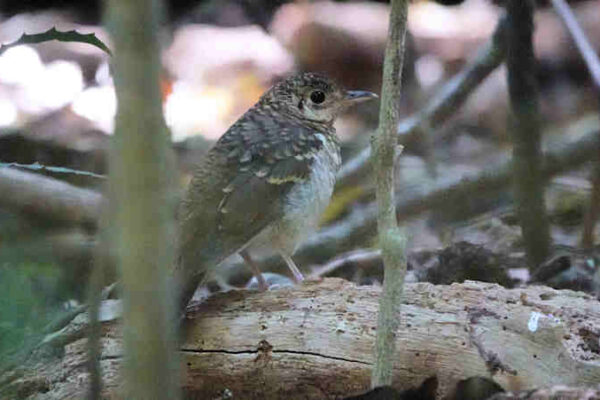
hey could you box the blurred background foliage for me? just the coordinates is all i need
[0,210,69,360]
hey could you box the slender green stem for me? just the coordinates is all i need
[505,0,551,267]
[370,0,409,388]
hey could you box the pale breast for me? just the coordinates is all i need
[254,133,341,256]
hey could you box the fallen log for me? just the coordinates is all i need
[2,279,599,399]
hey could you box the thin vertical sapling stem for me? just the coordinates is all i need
[505,0,552,268]
[370,0,409,388]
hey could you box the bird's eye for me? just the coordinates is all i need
[310,90,326,104]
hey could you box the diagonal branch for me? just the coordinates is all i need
[337,14,507,189]
[0,168,102,227]
[549,0,600,251]
[550,0,600,90]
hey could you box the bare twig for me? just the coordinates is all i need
[0,168,102,227]
[505,0,551,267]
[370,0,409,388]
[309,249,381,279]
[42,283,116,336]
[549,0,600,250]
[105,0,180,398]
[550,0,600,90]
[0,162,106,179]
[337,14,507,189]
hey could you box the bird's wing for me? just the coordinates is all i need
[215,116,326,238]
[177,112,327,272]
[175,110,330,312]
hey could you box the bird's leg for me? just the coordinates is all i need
[240,249,268,291]
[280,253,305,283]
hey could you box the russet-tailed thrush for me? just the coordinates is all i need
[176,72,377,311]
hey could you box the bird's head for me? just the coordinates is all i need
[261,72,378,125]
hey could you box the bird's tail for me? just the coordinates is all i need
[174,253,210,317]
[174,232,228,316]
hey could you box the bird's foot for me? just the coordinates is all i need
[291,269,305,284]
[256,273,269,292]
[281,253,305,284]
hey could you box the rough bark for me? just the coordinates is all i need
[3,279,599,399]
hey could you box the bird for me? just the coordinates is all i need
[175,72,377,312]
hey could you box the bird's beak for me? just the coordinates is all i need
[344,90,378,105]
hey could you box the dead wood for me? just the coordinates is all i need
[0,168,102,228]
[3,279,599,399]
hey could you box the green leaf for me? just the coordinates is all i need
[0,27,112,56]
